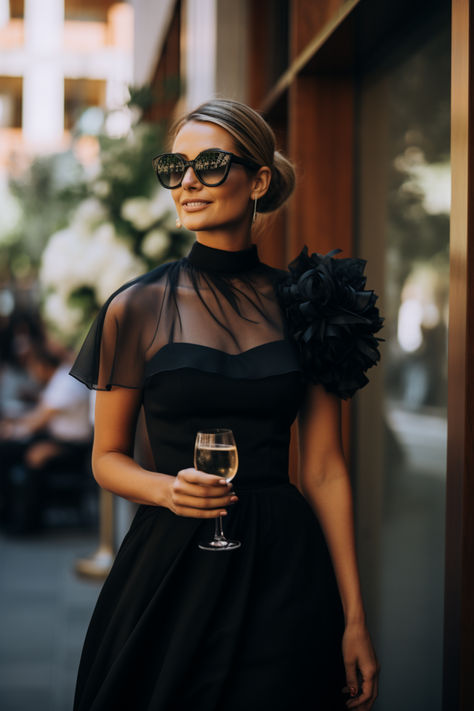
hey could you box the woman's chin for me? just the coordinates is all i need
[182,218,218,233]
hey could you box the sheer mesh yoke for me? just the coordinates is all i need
[71,242,347,711]
[70,242,299,390]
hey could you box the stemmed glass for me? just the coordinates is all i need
[194,428,241,551]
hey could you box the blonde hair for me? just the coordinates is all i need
[170,98,295,213]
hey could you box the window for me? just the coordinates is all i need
[354,22,450,710]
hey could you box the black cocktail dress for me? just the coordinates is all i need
[70,240,382,711]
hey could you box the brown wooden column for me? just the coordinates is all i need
[444,0,474,707]
[288,74,354,259]
[145,0,181,125]
[288,73,354,457]
[290,0,350,59]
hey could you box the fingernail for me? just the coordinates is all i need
[220,510,227,516]
[219,479,227,485]
[350,687,357,697]
[230,496,239,502]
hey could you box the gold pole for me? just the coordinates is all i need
[75,489,115,581]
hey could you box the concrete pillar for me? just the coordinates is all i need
[0,0,9,27]
[181,0,248,110]
[215,0,248,103]
[22,0,64,148]
[183,0,217,109]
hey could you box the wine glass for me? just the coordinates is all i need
[194,428,241,551]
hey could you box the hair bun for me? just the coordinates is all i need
[258,151,295,213]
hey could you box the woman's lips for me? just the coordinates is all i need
[181,200,211,212]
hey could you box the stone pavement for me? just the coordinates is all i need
[0,526,102,711]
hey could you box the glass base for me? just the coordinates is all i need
[198,538,241,551]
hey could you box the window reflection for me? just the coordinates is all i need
[355,24,450,711]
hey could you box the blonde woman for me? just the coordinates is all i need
[71,99,380,710]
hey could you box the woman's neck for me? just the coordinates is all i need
[194,226,253,252]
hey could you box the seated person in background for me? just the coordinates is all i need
[0,309,45,420]
[0,342,93,530]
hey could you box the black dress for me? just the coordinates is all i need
[70,240,381,711]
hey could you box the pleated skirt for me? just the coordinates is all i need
[74,483,346,711]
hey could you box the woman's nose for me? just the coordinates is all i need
[181,166,200,188]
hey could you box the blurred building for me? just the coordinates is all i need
[131,1,471,710]
[0,0,133,167]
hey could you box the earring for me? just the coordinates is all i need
[176,217,182,228]
[252,198,258,223]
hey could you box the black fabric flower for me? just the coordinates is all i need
[276,247,384,399]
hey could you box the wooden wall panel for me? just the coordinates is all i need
[288,73,354,457]
[291,0,348,58]
[146,1,181,126]
[258,97,289,269]
[288,74,354,259]
[247,0,271,108]
[444,0,474,707]
[255,207,287,269]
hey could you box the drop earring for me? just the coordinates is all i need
[176,217,182,228]
[252,198,258,223]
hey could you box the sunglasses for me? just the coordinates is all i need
[152,149,260,189]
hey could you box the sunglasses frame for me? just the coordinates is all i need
[152,149,261,189]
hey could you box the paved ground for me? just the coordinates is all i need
[0,525,102,711]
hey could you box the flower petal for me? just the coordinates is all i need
[276,247,383,399]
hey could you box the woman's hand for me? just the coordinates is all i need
[167,467,238,518]
[342,622,379,708]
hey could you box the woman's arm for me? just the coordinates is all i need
[92,387,236,516]
[298,384,379,708]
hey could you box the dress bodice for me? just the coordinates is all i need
[70,241,305,487]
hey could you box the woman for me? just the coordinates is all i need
[71,98,380,710]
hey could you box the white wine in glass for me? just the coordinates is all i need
[195,429,240,550]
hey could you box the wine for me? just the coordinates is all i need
[195,428,241,550]
[195,443,238,481]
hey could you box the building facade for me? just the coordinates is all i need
[132,1,472,710]
[0,0,133,165]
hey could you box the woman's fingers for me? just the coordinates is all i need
[171,467,238,516]
[174,492,238,510]
[178,467,227,486]
[178,482,233,498]
[177,468,231,491]
[174,505,229,519]
[345,663,379,709]
[343,660,359,703]
[175,469,233,497]
[341,623,379,710]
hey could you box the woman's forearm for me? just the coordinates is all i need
[92,450,173,508]
[301,457,366,625]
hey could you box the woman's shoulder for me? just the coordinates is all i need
[70,259,184,391]
[104,259,182,312]
[276,246,384,399]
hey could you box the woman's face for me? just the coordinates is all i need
[170,120,265,242]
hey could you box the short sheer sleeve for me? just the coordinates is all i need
[69,264,169,390]
[276,247,384,399]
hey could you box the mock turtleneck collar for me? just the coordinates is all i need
[186,241,260,273]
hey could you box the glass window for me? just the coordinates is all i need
[0,76,22,128]
[9,1,24,19]
[65,0,116,23]
[354,23,450,711]
[64,79,106,131]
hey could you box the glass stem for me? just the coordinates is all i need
[214,515,226,541]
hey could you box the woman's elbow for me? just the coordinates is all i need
[91,447,116,490]
[299,452,348,493]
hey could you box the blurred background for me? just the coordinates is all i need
[0,1,463,710]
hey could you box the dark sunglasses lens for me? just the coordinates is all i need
[154,154,185,188]
[194,151,231,185]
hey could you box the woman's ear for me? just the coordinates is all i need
[251,166,272,200]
